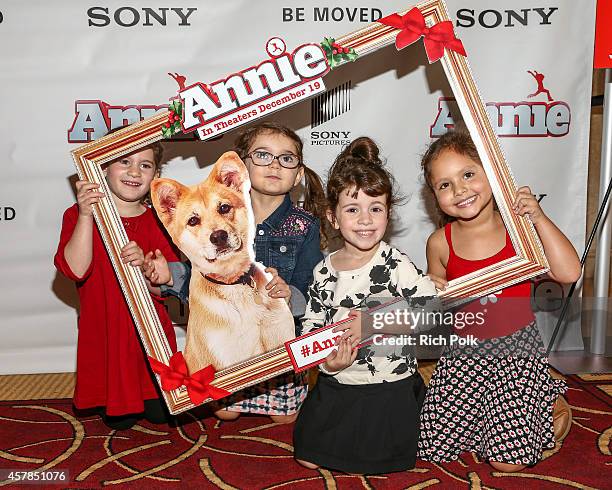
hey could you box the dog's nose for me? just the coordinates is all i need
[210,230,229,247]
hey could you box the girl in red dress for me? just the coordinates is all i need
[417,131,581,472]
[55,142,178,430]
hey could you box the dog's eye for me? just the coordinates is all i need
[187,216,200,227]
[218,203,232,215]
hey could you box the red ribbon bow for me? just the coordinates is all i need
[148,352,230,405]
[378,8,466,63]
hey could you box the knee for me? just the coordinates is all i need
[271,413,298,424]
[296,458,319,470]
[490,461,527,473]
[215,409,240,421]
[553,396,572,442]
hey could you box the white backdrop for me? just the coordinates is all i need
[0,1,595,374]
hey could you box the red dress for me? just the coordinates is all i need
[55,204,178,416]
[444,223,535,339]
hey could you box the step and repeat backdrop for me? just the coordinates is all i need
[0,1,596,373]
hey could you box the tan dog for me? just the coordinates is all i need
[151,151,294,372]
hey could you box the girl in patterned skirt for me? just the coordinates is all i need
[293,137,438,474]
[417,131,581,472]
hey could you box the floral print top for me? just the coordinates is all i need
[302,241,438,385]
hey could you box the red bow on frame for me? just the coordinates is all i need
[148,352,230,405]
[378,8,466,63]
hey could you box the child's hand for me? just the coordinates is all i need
[512,186,546,225]
[323,337,358,372]
[428,273,448,291]
[265,267,291,304]
[332,310,367,347]
[143,249,172,285]
[120,241,144,267]
[75,180,104,218]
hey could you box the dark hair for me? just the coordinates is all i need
[421,130,483,225]
[327,137,402,215]
[234,122,329,248]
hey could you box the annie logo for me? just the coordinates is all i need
[431,72,570,137]
[527,70,553,102]
[67,101,167,143]
[180,39,330,140]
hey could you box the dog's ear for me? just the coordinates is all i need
[150,178,187,228]
[211,151,248,191]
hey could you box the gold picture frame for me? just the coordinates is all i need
[71,0,548,414]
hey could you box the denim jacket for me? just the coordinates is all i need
[162,194,323,318]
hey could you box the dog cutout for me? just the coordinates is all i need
[151,151,295,372]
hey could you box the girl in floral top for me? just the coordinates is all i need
[293,137,437,474]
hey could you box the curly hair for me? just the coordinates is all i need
[327,136,403,215]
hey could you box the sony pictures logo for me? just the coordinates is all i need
[310,81,352,145]
[87,6,197,27]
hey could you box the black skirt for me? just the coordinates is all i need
[293,372,426,474]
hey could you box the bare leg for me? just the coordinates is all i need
[296,459,319,469]
[215,409,240,421]
[553,395,571,442]
[270,413,298,424]
[490,461,527,472]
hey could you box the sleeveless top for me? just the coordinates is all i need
[444,223,535,339]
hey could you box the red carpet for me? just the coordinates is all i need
[0,374,610,489]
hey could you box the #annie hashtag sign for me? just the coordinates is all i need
[285,320,351,372]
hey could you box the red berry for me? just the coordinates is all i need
[173,114,180,121]
[344,47,350,54]
[165,122,171,128]
[332,49,337,55]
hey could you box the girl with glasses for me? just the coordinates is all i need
[144,122,327,424]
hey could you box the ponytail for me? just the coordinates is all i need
[302,165,329,249]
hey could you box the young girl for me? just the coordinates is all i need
[54,142,179,430]
[293,137,438,474]
[417,131,581,472]
[145,122,327,424]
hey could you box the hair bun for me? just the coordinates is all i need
[344,136,381,166]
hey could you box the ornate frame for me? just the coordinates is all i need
[71,0,548,413]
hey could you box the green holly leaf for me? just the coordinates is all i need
[161,126,171,138]
[321,37,335,53]
[172,121,181,133]
[332,54,344,67]
[344,50,358,62]
[170,100,182,117]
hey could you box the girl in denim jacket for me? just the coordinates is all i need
[144,122,327,423]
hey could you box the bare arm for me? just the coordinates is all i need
[514,186,582,283]
[426,229,449,290]
[63,181,104,278]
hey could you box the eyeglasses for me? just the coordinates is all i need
[247,150,300,169]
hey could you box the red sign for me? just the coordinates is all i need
[594,0,612,68]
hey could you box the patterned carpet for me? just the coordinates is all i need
[0,371,610,489]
